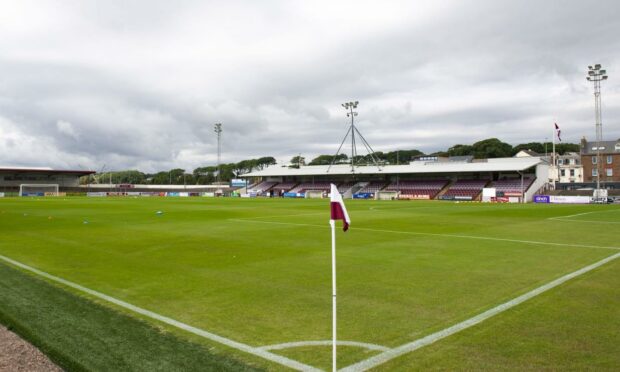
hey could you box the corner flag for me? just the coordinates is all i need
[330,184,350,231]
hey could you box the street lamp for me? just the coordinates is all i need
[586,64,608,198]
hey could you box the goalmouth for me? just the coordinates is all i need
[19,184,60,197]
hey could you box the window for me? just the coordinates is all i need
[607,169,613,177]
[607,155,613,164]
[561,169,565,177]
[570,169,575,176]
[592,157,597,164]
[592,169,598,177]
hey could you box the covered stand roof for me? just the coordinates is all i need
[242,157,543,177]
[0,166,96,176]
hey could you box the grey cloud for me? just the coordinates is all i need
[0,0,619,172]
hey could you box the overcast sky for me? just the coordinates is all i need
[1,0,619,172]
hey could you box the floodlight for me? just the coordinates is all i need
[588,65,593,69]
[588,70,595,75]
[587,77,591,80]
[595,63,601,69]
[603,75,608,80]
[600,70,606,74]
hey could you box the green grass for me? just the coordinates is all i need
[0,262,262,371]
[0,197,619,370]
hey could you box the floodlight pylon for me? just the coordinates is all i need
[327,101,382,173]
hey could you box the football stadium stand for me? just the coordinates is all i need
[248,181,277,194]
[357,181,387,194]
[271,181,298,195]
[385,179,448,199]
[492,178,535,194]
[441,179,489,200]
[288,182,331,194]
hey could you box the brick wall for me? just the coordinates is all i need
[581,154,620,182]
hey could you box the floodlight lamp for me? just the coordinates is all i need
[595,64,601,69]
[600,70,606,74]
[588,70,595,76]
[603,75,608,80]
[588,65,593,69]
[586,77,591,81]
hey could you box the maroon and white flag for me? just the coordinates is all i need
[555,123,562,142]
[330,184,350,231]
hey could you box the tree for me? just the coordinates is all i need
[289,156,305,168]
[471,138,513,159]
[256,156,276,170]
[308,154,348,165]
[448,144,474,157]
[512,142,545,155]
[555,143,580,155]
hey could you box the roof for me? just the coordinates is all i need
[0,167,96,175]
[515,149,542,157]
[580,140,620,155]
[242,157,543,177]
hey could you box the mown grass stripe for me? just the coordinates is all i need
[341,252,620,371]
[0,254,320,372]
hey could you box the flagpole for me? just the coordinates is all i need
[330,219,337,372]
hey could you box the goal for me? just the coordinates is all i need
[19,184,59,197]
[305,190,327,198]
[377,191,398,200]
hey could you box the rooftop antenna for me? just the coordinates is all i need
[327,101,382,173]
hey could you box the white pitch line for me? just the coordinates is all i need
[549,219,620,225]
[548,209,620,220]
[550,211,599,219]
[259,340,390,352]
[240,212,326,220]
[0,254,320,372]
[340,251,620,371]
[229,219,620,251]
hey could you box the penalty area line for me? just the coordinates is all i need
[0,254,320,372]
[341,251,620,371]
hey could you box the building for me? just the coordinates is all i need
[555,152,583,183]
[242,156,548,202]
[580,138,620,184]
[0,166,95,194]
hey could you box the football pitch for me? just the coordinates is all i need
[1,197,619,371]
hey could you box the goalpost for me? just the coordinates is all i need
[305,190,327,199]
[377,191,398,200]
[19,184,59,197]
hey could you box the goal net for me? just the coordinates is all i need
[305,190,327,198]
[19,184,59,197]
[377,191,398,200]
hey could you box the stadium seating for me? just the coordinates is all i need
[442,179,489,200]
[271,181,298,194]
[357,181,387,194]
[384,180,448,199]
[288,182,331,194]
[491,178,535,194]
[249,181,277,194]
[337,182,356,193]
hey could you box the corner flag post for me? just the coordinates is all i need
[329,184,350,372]
[330,218,337,372]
